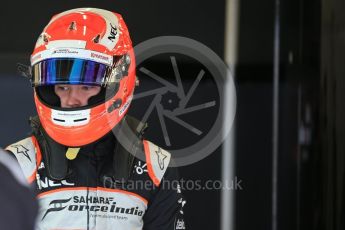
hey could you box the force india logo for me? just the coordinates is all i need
[42,195,145,220]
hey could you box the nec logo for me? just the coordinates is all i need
[37,177,75,189]
[108,23,118,42]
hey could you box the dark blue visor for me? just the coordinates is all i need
[31,58,112,86]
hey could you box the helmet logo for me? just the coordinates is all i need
[68,21,77,31]
[51,109,91,127]
[119,95,133,117]
[90,52,110,62]
[52,49,78,55]
[108,23,118,42]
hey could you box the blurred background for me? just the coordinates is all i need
[0,0,344,230]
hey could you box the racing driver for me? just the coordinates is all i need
[4,8,186,230]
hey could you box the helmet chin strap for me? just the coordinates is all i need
[30,116,70,181]
[30,114,148,182]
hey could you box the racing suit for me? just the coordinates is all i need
[5,115,186,230]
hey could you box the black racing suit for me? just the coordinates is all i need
[5,116,186,230]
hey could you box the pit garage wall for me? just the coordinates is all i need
[319,0,345,229]
[235,0,322,229]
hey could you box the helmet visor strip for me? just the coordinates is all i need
[31,58,112,86]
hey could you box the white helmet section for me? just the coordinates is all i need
[30,46,113,66]
[51,109,91,127]
[143,140,171,187]
[5,137,37,184]
[34,8,120,51]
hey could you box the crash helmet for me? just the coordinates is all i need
[30,8,136,147]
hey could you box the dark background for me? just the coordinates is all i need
[0,1,226,229]
[0,0,344,230]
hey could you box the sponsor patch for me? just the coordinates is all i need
[119,95,133,117]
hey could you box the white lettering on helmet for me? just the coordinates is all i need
[119,95,133,117]
[51,109,91,127]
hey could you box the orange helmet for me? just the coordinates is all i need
[30,8,136,147]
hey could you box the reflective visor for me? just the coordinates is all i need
[31,58,111,86]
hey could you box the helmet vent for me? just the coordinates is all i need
[42,33,49,43]
[93,34,101,43]
[68,21,77,31]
